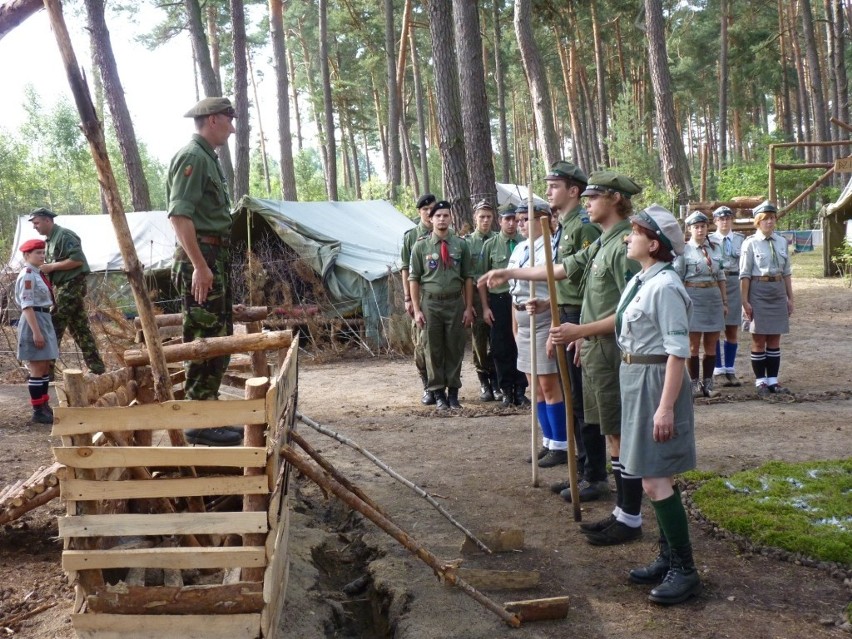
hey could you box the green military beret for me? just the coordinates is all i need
[684,210,709,226]
[429,200,452,217]
[581,171,642,199]
[545,160,588,185]
[184,97,237,118]
[27,207,57,220]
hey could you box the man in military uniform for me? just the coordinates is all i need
[401,193,436,404]
[465,200,497,401]
[485,172,645,546]
[409,201,475,410]
[167,97,241,446]
[543,161,608,503]
[30,208,106,376]
[479,204,529,407]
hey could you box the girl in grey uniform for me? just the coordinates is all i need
[509,204,566,468]
[739,201,794,398]
[14,239,58,424]
[709,206,745,386]
[675,211,726,398]
[617,204,700,605]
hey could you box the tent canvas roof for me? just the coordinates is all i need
[496,183,547,207]
[7,211,175,273]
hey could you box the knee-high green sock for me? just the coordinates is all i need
[651,489,691,549]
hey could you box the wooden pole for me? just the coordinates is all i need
[768,144,776,204]
[43,0,175,412]
[123,330,292,366]
[133,306,269,329]
[242,376,269,582]
[537,217,581,520]
[526,191,539,488]
[280,445,520,627]
[700,142,708,202]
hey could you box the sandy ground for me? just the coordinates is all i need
[0,277,850,638]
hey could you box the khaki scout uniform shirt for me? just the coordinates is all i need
[709,230,745,275]
[555,205,601,307]
[408,233,472,293]
[674,240,725,284]
[45,225,89,286]
[480,231,520,294]
[166,134,232,235]
[465,229,494,281]
[401,221,431,270]
[739,231,793,278]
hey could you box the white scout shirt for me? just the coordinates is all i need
[709,229,745,274]
[739,230,792,278]
[15,265,54,311]
[674,239,725,284]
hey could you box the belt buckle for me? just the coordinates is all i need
[624,353,633,364]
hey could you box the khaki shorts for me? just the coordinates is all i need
[581,337,622,436]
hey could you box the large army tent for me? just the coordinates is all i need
[496,183,547,208]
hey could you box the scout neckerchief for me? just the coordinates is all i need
[699,242,712,269]
[440,239,451,268]
[615,264,674,336]
[38,268,55,305]
[724,235,732,258]
[765,233,779,270]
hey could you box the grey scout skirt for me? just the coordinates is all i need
[723,274,742,327]
[17,310,59,361]
[685,284,724,332]
[743,278,789,335]
[514,307,559,375]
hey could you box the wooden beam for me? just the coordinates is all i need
[133,306,269,329]
[460,528,524,554]
[85,582,264,615]
[59,512,267,538]
[61,475,268,501]
[52,398,266,436]
[54,446,266,469]
[242,377,270,582]
[771,162,834,170]
[71,613,260,638]
[63,547,267,571]
[503,596,571,623]
[123,330,292,366]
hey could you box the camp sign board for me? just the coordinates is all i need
[834,157,852,173]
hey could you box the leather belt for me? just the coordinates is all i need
[724,270,739,276]
[28,306,52,313]
[755,275,782,282]
[621,353,668,365]
[423,291,461,301]
[585,334,616,342]
[685,281,718,288]
[513,303,526,311]
[558,304,582,313]
[197,235,230,247]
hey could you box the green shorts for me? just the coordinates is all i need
[581,337,622,436]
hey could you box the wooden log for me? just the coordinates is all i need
[460,529,524,555]
[503,596,571,622]
[63,547,267,571]
[0,485,59,526]
[123,330,292,367]
[246,322,268,377]
[454,568,540,591]
[71,613,261,638]
[242,377,270,582]
[85,582,264,615]
[80,368,132,405]
[59,512,267,538]
[133,306,269,329]
[61,475,268,501]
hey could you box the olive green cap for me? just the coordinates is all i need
[184,97,237,118]
[545,160,588,185]
[497,202,517,217]
[27,207,57,221]
[581,171,642,198]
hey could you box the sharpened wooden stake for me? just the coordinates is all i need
[526,189,540,488]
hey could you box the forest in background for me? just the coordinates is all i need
[1,0,850,253]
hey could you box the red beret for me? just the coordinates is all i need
[20,239,46,253]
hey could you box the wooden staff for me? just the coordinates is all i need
[280,445,520,628]
[526,192,540,487]
[537,213,581,520]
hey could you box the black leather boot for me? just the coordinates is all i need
[447,388,462,409]
[648,543,702,605]
[629,534,671,584]
[434,389,449,411]
[513,386,531,407]
[500,387,514,408]
[31,403,53,425]
[477,372,494,401]
[491,378,503,402]
[420,372,436,405]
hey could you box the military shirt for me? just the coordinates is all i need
[562,218,640,324]
[616,262,692,358]
[16,265,54,310]
[465,229,494,280]
[739,231,792,278]
[674,239,725,284]
[555,205,601,306]
[166,134,232,235]
[709,230,745,274]
[481,231,521,294]
[401,221,431,271]
[45,224,89,286]
[408,233,471,294]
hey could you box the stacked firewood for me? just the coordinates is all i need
[0,462,63,526]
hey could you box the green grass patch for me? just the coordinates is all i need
[791,246,824,278]
[691,459,852,565]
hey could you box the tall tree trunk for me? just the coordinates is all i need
[319,2,337,199]
[384,0,401,200]
[269,0,297,200]
[778,0,794,141]
[286,43,303,152]
[428,0,472,230]
[558,38,587,172]
[206,4,221,94]
[800,0,829,162]
[514,0,560,167]
[644,0,693,204]
[833,0,849,153]
[247,52,271,196]
[453,0,496,206]
[410,27,430,192]
[789,2,812,159]
[84,0,151,211]
[296,22,327,174]
[718,0,729,168]
[184,0,233,197]
[348,117,362,199]
[230,0,250,200]
[590,0,609,166]
[372,81,389,180]
[493,0,511,183]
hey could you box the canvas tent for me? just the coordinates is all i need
[821,177,852,275]
[496,183,547,208]
[231,196,415,346]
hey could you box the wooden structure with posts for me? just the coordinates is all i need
[50,331,298,639]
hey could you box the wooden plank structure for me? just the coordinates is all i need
[51,334,299,639]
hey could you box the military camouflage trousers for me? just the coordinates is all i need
[52,276,105,375]
[172,243,234,400]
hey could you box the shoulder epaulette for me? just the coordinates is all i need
[579,211,591,223]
